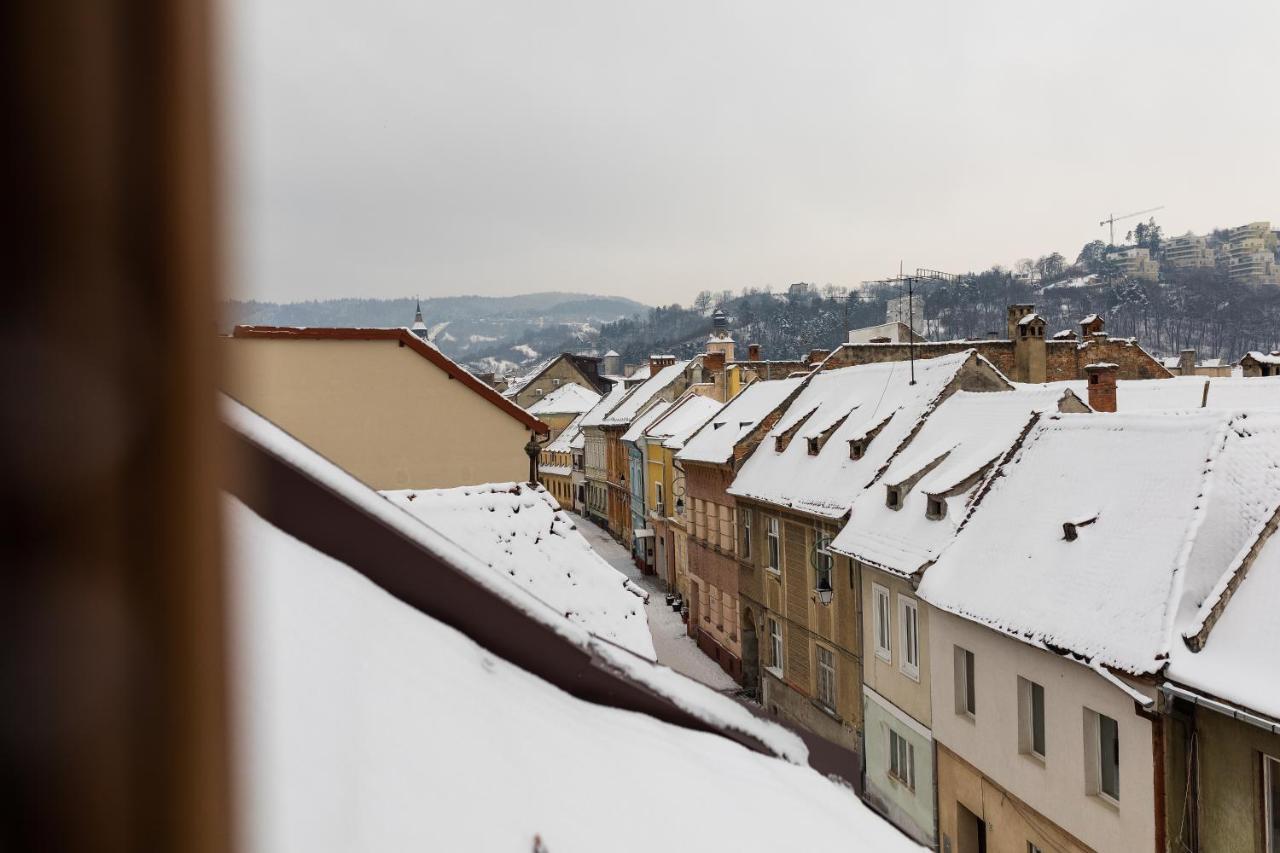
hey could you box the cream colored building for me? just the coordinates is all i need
[1161,232,1216,269]
[1106,246,1160,280]
[222,326,547,490]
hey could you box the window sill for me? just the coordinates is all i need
[764,666,784,680]
[874,648,891,663]
[1089,792,1121,813]
[765,567,782,578]
[810,698,843,723]
[956,710,976,724]
[1020,750,1046,768]
[898,666,921,683]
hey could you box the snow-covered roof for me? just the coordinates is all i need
[729,351,1004,518]
[525,381,602,416]
[500,356,556,398]
[621,400,672,444]
[1167,501,1280,720]
[1244,350,1280,366]
[223,396,807,765]
[545,412,587,454]
[677,377,805,465]
[229,496,921,852]
[831,385,1081,575]
[604,349,619,357]
[383,484,653,658]
[1204,376,1280,409]
[919,410,1280,676]
[645,394,725,450]
[580,379,629,428]
[604,360,691,426]
[1017,312,1044,326]
[1056,376,1280,412]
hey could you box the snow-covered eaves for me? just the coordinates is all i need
[1244,350,1280,366]
[919,410,1280,676]
[545,412,587,454]
[647,394,725,451]
[621,400,672,444]
[579,379,628,429]
[604,360,691,426]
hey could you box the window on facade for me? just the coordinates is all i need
[1265,754,1280,853]
[806,437,819,456]
[705,502,717,545]
[954,646,976,717]
[655,482,664,516]
[719,505,734,552]
[1084,708,1120,802]
[741,508,752,560]
[1028,843,1044,853]
[1018,677,1046,760]
[872,584,892,661]
[552,378,561,386]
[766,517,780,572]
[899,596,919,680]
[815,539,833,591]
[816,645,836,709]
[768,617,783,672]
[888,728,915,790]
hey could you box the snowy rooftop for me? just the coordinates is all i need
[1245,350,1280,366]
[383,484,653,658]
[1054,375,1280,411]
[604,360,691,425]
[729,351,1002,519]
[831,385,1082,576]
[229,497,921,852]
[646,394,725,451]
[1167,501,1280,720]
[677,377,805,465]
[525,381,602,416]
[919,410,1280,675]
[500,356,555,398]
[579,379,628,428]
[620,399,672,444]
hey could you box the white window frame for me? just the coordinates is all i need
[1084,707,1120,804]
[766,516,781,573]
[954,646,976,718]
[816,538,833,591]
[655,481,664,516]
[898,595,920,681]
[741,508,752,560]
[888,727,916,791]
[872,584,892,662]
[767,617,783,676]
[815,644,836,709]
[1018,676,1046,761]
[1265,753,1279,853]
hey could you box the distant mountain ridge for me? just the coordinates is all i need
[220,292,649,375]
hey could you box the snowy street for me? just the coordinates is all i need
[568,512,738,693]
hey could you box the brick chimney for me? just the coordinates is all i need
[1085,362,1118,413]
[1079,313,1105,339]
[1179,349,1196,376]
[649,354,676,375]
[702,351,725,374]
[806,348,831,365]
[747,343,761,361]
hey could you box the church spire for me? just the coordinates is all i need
[411,296,430,340]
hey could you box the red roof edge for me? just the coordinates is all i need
[231,325,549,434]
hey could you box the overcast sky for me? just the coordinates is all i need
[222,0,1280,304]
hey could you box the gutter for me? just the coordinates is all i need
[1161,682,1280,735]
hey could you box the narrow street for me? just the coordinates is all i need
[569,512,738,693]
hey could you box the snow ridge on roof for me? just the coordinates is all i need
[729,351,996,518]
[647,394,725,450]
[580,379,628,428]
[678,377,805,465]
[919,410,1280,675]
[621,400,672,444]
[545,412,587,454]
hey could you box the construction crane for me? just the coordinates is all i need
[1099,206,1164,246]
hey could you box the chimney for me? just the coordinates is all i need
[1079,313,1105,339]
[1085,362,1118,413]
[747,343,761,361]
[702,351,725,374]
[1007,304,1035,340]
[1179,349,1196,376]
[806,348,831,365]
[649,354,676,375]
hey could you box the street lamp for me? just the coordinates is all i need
[815,584,834,606]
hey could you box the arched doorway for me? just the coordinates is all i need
[741,607,759,699]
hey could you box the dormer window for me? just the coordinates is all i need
[774,436,785,453]
[806,437,819,456]
[886,487,901,509]
[849,441,865,460]
[927,497,946,520]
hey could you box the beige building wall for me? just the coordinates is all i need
[861,567,932,726]
[929,609,1157,853]
[222,337,533,490]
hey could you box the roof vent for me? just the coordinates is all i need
[1062,514,1099,541]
